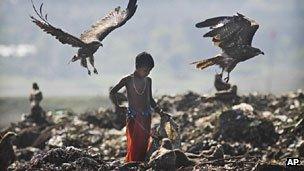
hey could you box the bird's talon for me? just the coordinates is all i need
[94,69,98,74]
[224,77,229,83]
[88,70,91,75]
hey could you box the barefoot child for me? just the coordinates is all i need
[110,52,164,162]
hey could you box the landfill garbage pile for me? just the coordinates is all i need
[1,90,303,170]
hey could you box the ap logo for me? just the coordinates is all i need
[286,158,301,166]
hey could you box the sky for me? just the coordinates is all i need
[0,0,303,97]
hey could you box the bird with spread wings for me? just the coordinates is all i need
[30,0,138,75]
[191,13,264,82]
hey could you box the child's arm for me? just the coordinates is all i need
[110,76,128,109]
[148,78,162,114]
[149,78,171,121]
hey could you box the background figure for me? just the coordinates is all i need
[29,83,46,124]
[29,82,43,107]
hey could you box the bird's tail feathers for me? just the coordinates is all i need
[190,56,223,70]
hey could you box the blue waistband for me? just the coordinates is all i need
[127,107,152,117]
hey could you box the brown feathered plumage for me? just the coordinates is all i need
[191,13,264,82]
[30,0,138,75]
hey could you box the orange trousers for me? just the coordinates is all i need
[125,110,151,162]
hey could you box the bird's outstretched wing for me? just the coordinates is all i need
[197,14,243,39]
[220,14,259,48]
[196,13,259,49]
[80,0,138,43]
[196,16,234,29]
[220,24,259,48]
[30,1,86,48]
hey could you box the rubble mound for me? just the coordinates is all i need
[2,89,303,170]
[27,146,108,171]
[219,108,278,147]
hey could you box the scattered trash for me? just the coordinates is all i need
[3,90,303,170]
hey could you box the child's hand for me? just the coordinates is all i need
[150,128,158,138]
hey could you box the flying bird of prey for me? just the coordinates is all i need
[191,13,264,82]
[30,0,138,75]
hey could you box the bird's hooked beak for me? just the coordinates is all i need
[100,43,103,47]
[260,51,265,55]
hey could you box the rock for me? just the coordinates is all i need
[149,138,176,171]
[13,127,41,148]
[0,132,17,171]
[240,94,275,112]
[176,92,201,111]
[174,149,196,168]
[15,147,40,161]
[208,144,224,160]
[47,134,85,148]
[297,140,304,157]
[219,109,278,146]
[157,95,176,112]
[232,103,254,115]
[32,125,58,149]
[119,161,146,171]
[28,146,107,171]
[80,110,113,129]
[148,138,195,171]
[187,139,217,154]
[213,85,239,103]
[80,109,126,130]
[292,118,304,135]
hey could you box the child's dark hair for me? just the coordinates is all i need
[135,52,154,69]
